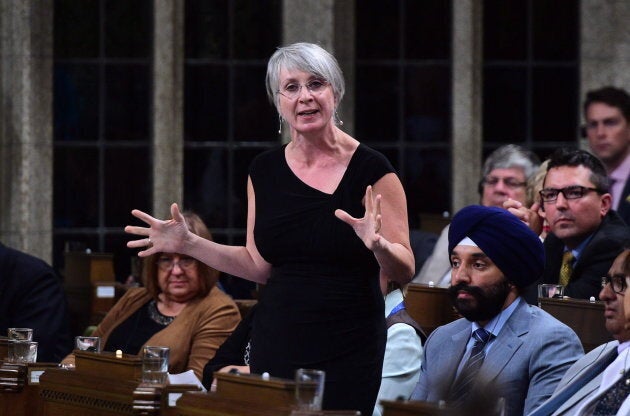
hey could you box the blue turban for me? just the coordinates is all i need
[448,205,545,288]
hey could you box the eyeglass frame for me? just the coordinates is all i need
[481,176,527,189]
[539,185,604,203]
[277,79,329,99]
[601,274,628,295]
[156,255,197,272]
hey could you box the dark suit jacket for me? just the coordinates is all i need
[618,176,630,226]
[524,211,630,304]
[0,243,73,362]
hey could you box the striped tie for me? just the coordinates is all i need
[449,328,493,403]
[559,251,574,286]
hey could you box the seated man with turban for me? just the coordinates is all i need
[410,205,584,415]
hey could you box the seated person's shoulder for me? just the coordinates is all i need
[526,305,581,340]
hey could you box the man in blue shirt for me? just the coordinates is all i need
[410,205,583,415]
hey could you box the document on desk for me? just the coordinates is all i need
[167,370,206,406]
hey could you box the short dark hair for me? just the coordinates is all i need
[583,86,630,121]
[545,148,610,192]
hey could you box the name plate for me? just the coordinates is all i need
[96,285,115,298]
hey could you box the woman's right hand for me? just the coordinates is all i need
[125,203,190,257]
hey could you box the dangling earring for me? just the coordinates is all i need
[278,115,283,134]
[335,111,344,126]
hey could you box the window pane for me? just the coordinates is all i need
[104,232,138,283]
[483,0,528,60]
[105,0,151,58]
[185,65,229,141]
[532,67,578,141]
[104,147,151,226]
[234,0,280,59]
[405,149,451,218]
[234,66,277,141]
[105,64,150,141]
[532,0,578,60]
[405,0,451,59]
[184,148,230,228]
[54,64,99,141]
[355,66,399,141]
[54,147,99,227]
[356,0,400,59]
[54,0,99,58]
[405,66,451,143]
[483,67,527,142]
[185,0,229,59]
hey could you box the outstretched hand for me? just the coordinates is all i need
[334,185,384,251]
[125,203,190,257]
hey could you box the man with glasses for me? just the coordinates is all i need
[413,144,540,286]
[529,249,630,415]
[583,86,630,226]
[523,148,630,304]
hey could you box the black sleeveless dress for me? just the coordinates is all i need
[249,144,395,414]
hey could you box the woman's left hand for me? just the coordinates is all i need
[335,185,383,251]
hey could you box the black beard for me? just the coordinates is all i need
[447,279,511,322]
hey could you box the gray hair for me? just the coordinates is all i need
[265,42,345,112]
[482,144,540,181]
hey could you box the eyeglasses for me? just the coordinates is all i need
[482,176,527,189]
[601,274,627,295]
[539,185,602,203]
[156,256,196,272]
[277,79,328,99]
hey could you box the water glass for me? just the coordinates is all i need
[8,341,38,363]
[142,346,169,384]
[75,336,101,352]
[7,328,33,341]
[538,284,565,306]
[294,368,325,411]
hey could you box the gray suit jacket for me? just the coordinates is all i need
[529,341,619,416]
[410,299,584,415]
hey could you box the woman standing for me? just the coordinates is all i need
[126,42,414,414]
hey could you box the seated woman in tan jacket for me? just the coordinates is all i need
[62,212,241,380]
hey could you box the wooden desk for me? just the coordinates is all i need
[176,372,361,416]
[63,252,117,336]
[0,361,57,416]
[404,284,459,335]
[539,297,613,352]
[39,351,200,416]
[176,391,286,416]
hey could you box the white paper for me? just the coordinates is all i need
[167,370,206,407]
[30,370,45,384]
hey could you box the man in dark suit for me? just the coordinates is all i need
[583,86,630,225]
[0,242,73,362]
[529,248,630,415]
[410,206,583,415]
[525,148,630,303]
